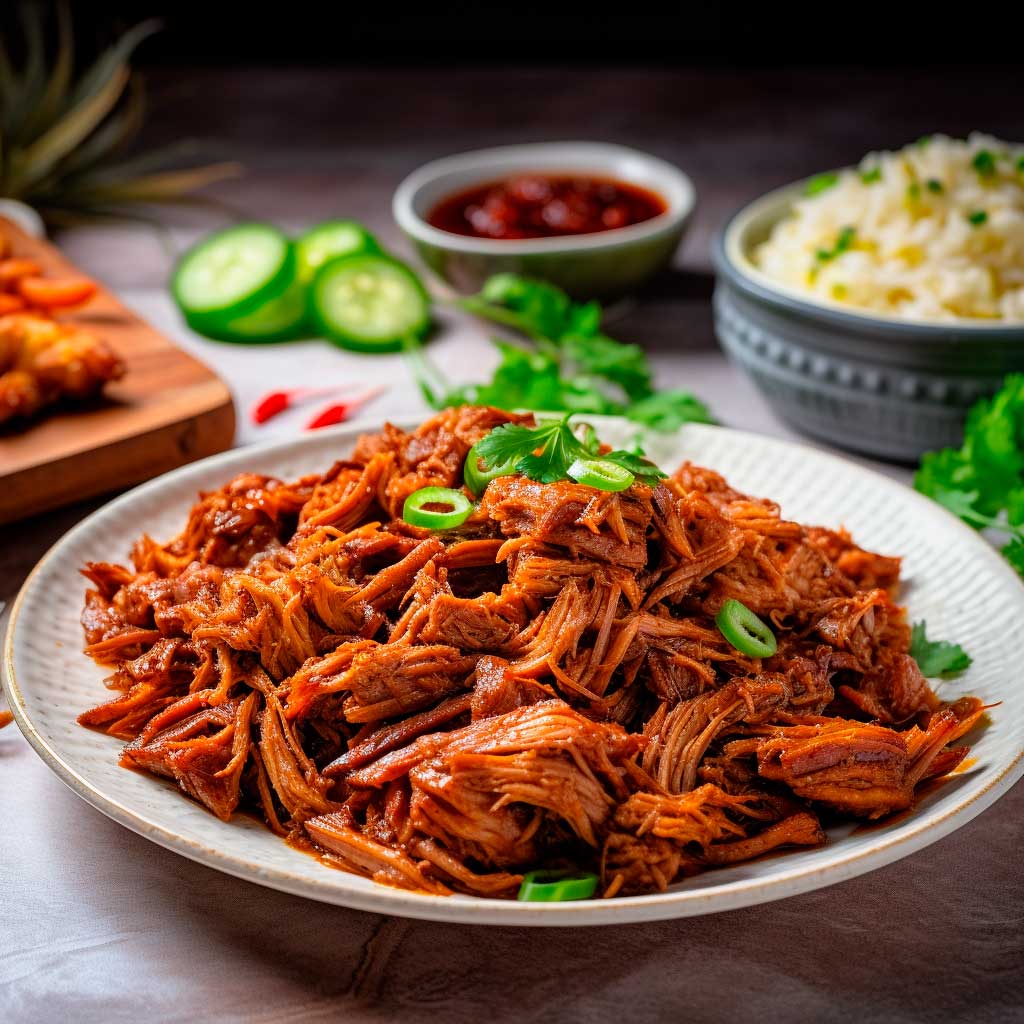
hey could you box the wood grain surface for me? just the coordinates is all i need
[0,217,235,524]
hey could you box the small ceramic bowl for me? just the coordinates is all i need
[393,142,695,299]
[712,179,1024,462]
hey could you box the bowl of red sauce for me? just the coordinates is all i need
[393,142,695,298]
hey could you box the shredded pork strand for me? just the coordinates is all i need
[76,406,983,898]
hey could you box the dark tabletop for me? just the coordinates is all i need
[2,65,1022,1023]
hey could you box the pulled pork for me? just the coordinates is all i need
[78,406,983,898]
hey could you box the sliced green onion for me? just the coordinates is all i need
[972,150,997,178]
[402,487,473,530]
[926,178,944,194]
[463,441,517,497]
[859,167,882,185]
[567,457,635,492]
[517,870,599,902]
[804,172,838,197]
[715,599,777,658]
[967,210,988,227]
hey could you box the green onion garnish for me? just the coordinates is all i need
[402,486,473,530]
[805,172,838,197]
[517,870,599,902]
[1016,156,1024,173]
[566,457,635,492]
[967,210,988,227]
[859,167,882,185]
[926,178,944,194]
[972,150,997,178]
[906,183,922,201]
[916,135,932,148]
[816,226,856,264]
[715,599,777,658]
[462,441,517,497]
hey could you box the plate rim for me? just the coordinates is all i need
[5,417,1024,926]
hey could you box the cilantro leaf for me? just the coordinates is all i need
[626,390,714,431]
[474,416,667,488]
[601,449,667,485]
[416,274,712,431]
[910,621,972,677]
[915,375,1024,579]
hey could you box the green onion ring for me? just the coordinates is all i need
[516,870,599,902]
[566,457,635,492]
[402,486,473,530]
[715,599,777,658]
[463,441,518,497]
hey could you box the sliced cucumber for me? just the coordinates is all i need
[310,254,430,353]
[193,276,309,343]
[295,220,379,285]
[173,223,293,328]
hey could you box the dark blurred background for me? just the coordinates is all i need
[8,2,1024,64]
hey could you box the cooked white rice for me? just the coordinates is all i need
[754,133,1024,322]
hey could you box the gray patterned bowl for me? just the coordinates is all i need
[712,181,1024,462]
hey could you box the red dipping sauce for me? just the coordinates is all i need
[427,174,667,240]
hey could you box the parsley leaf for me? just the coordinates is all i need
[474,416,666,487]
[967,210,988,227]
[915,375,1024,578]
[408,274,711,431]
[910,621,972,677]
[859,167,882,185]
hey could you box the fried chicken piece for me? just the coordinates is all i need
[0,313,124,423]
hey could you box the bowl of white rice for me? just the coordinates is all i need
[713,133,1024,460]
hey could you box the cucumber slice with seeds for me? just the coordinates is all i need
[295,220,380,285]
[310,254,430,353]
[173,223,293,329]
[194,276,309,343]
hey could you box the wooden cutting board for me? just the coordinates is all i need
[0,216,235,524]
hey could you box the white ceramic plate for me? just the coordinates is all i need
[5,419,1024,926]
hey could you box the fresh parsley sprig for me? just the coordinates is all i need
[910,621,972,677]
[915,374,1024,577]
[474,415,666,487]
[406,274,713,432]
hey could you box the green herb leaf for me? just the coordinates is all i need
[926,178,944,194]
[805,172,838,197]
[859,167,882,185]
[915,375,1024,578]
[625,390,714,431]
[412,274,711,431]
[906,182,922,201]
[474,416,666,488]
[972,150,997,178]
[910,621,972,677]
[967,210,988,227]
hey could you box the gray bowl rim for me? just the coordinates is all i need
[713,177,1024,342]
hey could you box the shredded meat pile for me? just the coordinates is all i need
[78,406,985,898]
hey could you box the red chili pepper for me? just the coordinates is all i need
[252,390,291,424]
[250,384,368,426]
[306,386,384,430]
